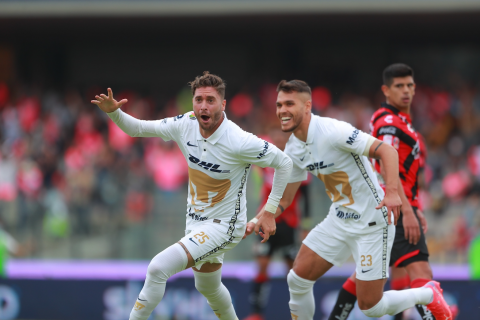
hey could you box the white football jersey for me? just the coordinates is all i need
[108,110,289,238]
[285,114,387,233]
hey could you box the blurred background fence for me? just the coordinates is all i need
[1,0,480,265]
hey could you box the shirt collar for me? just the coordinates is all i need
[381,102,412,123]
[196,112,229,145]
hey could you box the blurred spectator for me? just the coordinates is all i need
[0,72,478,261]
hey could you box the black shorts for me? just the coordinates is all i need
[389,207,430,267]
[254,220,297,260]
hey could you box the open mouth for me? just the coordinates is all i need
[200,115,210,122]
[281,116,292,125]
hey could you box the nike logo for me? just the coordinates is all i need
[300,156,305,161]
[137,297,147,301]
[361,269,372,273]
[187,141,198,147]
[189,238,199,246]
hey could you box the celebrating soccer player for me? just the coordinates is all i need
[91,72,293,320]
[327,63,457,320]
[244,79,451,320]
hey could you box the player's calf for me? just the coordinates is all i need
[129,244,188,320]
[194,268,238,320]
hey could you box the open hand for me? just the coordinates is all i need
[402,205,420,244]
[91,88,128,113]
[376,191,402,225]
[417,209,428,234]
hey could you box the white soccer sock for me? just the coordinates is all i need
[361,288,434,317]
[194,268,238,320]
[129,243,188,320]
[287,270,316,320]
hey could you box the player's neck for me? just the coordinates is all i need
[293,113,312,142]
[386,100,410,115]
[200,114,225,138]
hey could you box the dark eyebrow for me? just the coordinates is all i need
[194,95,216,99]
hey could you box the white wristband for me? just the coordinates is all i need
[265,203,277,214]
[249,217,259,224]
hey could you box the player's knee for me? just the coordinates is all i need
[358,295,382,312]
[360,297,387,317]
[147,244,187,282]
[287,270,314,295]
[146,257,169,281]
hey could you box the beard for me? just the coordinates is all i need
[197,109,223,131]
[280,114,302,133]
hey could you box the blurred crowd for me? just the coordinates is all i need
[0,77,479,264]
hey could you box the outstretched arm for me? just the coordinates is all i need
[369,140,402,225]
[92,88,171,139]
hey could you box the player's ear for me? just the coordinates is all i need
[222,99,226,111]
[305,99,312,113]
[381,84,389,97]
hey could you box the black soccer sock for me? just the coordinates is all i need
[415,304,436,320]
[250,274,270,314]
[394,310,404,320]
[411,278,436,320]
[327,287,357,320]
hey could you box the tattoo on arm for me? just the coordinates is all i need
[373,142,384,158]
[278,204,285,213]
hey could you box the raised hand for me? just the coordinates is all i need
[91,88,128,113]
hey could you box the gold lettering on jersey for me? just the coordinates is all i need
[317,171,355,206]
[189,167,231,211]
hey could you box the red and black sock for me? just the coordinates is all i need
[391,274,411,320]
[411,278,436,320]
[328,278,357,320]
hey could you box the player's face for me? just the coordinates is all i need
[382,76,416,109]
[276,91,311,132]
[193,87,226,132]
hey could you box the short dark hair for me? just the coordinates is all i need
[383,63,414,86]
[276,80,311,95]
[189,71,226,99]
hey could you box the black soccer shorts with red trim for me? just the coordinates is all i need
[389,207,429,267]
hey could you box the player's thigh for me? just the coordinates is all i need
[179,223,241,270]
[295,219,351,280]
[352,223,395,282]
[356,278,387,310]
[292,244,333,281]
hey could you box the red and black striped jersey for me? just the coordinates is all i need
[370,102,421,208]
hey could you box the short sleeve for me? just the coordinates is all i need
[330,120,370,155]
[288,163,308,183]
[156,113,189,141]
[236,133,282,167]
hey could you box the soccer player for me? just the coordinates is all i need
[245,79,452,320]
[327,63,457,320]
[91,72,293,320]
[243,130,311,320]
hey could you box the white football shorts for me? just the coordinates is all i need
[179,221,243,269]
[303,215,395,281]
